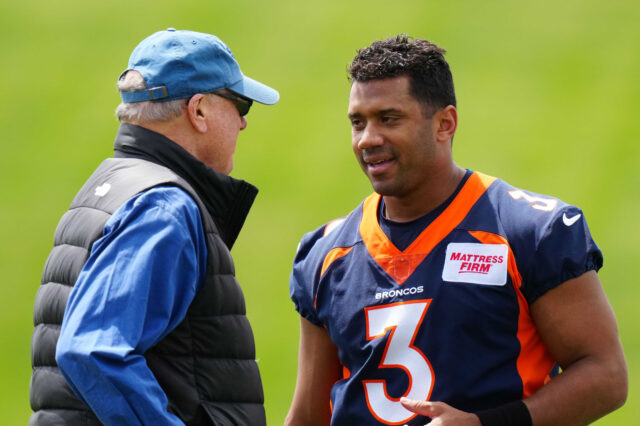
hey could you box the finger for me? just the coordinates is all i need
[400,397,437,416]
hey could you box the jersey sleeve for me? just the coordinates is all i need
[520,204,603,304]
[289,225,329,327]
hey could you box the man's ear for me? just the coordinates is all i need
[186,94,208,133]
[434,105,457,143]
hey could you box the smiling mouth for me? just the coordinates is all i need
[368,159,389,165]
[365,158,393,174]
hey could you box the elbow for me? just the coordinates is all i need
[285,407,325,426]
[55,342,73,375]
[55,338,89,381]
[284,410,303,426]
[283,413,293,426]
[284,413,311,426]
[607,361,628,411]
[598,353,629,414]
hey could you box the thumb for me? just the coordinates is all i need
[400,397,439,416]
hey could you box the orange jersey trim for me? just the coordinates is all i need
[359,172,497,284]
[316,246,354,310]
[321,247,354,278]
[468,230,556,398]
[342,365,351,380]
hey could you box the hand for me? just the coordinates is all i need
[400,397,481,426]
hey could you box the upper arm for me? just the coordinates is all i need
[287,223,348,425]
[286,317,342,426]
[506,191,628,422]
[58,186,207,357]
[54,186,206,423]
[530,270,624,370]
[527,270,628,422]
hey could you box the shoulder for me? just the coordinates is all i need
[293,203,364,268]
[481,175,602,302]
[106,185,203,235]
[90,185,207,277]
[291,200,365,287]
[289,202,364,326]
[120,185,199,216]
[483,176,577,238]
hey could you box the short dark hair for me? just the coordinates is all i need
[348,34,456,113]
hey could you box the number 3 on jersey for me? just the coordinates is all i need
[364,300,434,425]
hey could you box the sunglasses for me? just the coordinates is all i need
[212,91,253,116]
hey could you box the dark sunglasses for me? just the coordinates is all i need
[212,91,253,116]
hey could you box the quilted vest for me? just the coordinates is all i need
[30,158,265,425]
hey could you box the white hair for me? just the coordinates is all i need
[115,71,186,122]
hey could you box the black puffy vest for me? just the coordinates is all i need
[30,157,265,425]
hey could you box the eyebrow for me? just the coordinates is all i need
[378,108,403,115]
[348,108,404,119]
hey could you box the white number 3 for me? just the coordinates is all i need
[364,300,434,424]
[508,189,557,211]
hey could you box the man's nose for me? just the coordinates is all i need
[356,124,383,150]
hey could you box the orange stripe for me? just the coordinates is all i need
[321,247,354,277]
[468,230,556,398]
[315,246,354,310]
[342,365,351,379]
[313,246,353,309]
[359,172,496,284]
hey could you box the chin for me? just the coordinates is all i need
[221,160,234,175]
[369,180,399,197]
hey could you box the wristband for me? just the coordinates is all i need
[475,400,532,426]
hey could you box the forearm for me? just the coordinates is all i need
[285,318,341,426]
[286,371,333,426]
[56,345,183,425]
[285,372,334,426]
[285,406,330,426]
[524,355,627,426]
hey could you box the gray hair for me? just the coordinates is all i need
[115,71,186,122]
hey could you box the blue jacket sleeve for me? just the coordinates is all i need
[55,185,207,425]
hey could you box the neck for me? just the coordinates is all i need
[383,164,466,222]
[113,123,258,250]
[123,117,194,156]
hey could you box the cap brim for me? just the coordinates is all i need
[228,75,279,105]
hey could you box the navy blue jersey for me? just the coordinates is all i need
[290,171,602,425]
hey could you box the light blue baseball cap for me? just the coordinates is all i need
[119,28,279,105]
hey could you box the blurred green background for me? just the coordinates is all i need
[2,0,638,424]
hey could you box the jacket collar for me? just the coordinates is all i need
[113,122,258,250]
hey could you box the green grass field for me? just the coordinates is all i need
[2,0,638,423]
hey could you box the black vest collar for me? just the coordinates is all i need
[113,122,258,250]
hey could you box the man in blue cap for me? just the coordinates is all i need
[30,28,278,425]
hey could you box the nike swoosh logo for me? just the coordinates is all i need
[563,212,581,226]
